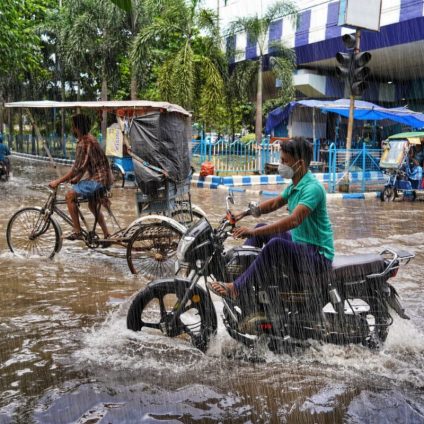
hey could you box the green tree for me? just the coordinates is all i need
[132,0,225,123]
[54,0,129,137]
[0,0,54,132]
[226,1,298,143]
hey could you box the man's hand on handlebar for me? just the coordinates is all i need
[48,179,61,189]
[232,226,254,239]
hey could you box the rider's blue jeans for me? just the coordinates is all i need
[233,223,332,293]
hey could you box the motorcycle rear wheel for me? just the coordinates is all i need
[127,279,217,352]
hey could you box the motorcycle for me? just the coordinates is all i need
[127,195,414,353]
[0,160,9,181]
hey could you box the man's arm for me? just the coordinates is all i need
[233,204,310,239]
[235,195,286,221]
[257,195,287,214]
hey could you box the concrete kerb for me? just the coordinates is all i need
[192,175,381,202]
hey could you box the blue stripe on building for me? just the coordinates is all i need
[325,1,342,40]
[400,0,424,21]
[295,10,311,48]
[246,32,257,60]
[296,16,424,65]
[268,18,283,52]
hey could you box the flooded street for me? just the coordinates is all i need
[1,158,424,423]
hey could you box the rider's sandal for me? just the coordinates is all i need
[64,232,83,241]
[207,281,236,300]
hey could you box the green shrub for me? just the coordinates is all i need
[240,133,256,144]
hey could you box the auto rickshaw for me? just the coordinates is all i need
[380,131,424,201]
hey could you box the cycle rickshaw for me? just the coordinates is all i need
[380,131,424,201]
[5,100,206,278]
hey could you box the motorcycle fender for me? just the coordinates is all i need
[387,284,410,320]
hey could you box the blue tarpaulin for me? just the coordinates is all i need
[265,98,424,133]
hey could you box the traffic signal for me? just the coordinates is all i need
[335,33,372,97]
[335,52,353,79]
[350,52,372,96]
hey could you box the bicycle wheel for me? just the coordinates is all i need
[6,207,61,259]
[127,279,217,352]
[126,221,183,278]
[171,207,204,227]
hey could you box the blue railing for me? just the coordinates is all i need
[328,143,383,192]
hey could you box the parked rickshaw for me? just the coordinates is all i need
[5,100,206,278]
[380,131,424,201]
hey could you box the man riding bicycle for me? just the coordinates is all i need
[0,134,11,177]
[49,113,113,241]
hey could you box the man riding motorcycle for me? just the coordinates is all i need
[209,137,334,303]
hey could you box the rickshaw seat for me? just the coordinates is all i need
[331,253,385,282]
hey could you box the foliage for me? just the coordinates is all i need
[225,1,298,140]
[240,133,256,143]
[132,0,225,122]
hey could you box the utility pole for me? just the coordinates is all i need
[336,30,371,192]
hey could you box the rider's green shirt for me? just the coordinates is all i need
[282,171,334,261]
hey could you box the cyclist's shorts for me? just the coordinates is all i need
[73,180,105,199]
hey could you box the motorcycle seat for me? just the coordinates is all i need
[331,254,385,282]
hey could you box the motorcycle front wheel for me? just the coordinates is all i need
[127,279,217,352]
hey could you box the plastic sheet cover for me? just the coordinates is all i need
[129,112,191,185]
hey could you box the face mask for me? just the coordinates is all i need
[278,161,300,179]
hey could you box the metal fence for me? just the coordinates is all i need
[191,137,384,191]
[327,143,383,192]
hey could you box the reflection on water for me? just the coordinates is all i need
[1,158,424,423]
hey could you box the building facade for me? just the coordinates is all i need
[208,0,424,110]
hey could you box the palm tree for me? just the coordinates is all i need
[55,0,129,138]
[131,0,225,117]
[226,1,298,143]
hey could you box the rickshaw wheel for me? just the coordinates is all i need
[126,221,183,278]
[380,187,397,202]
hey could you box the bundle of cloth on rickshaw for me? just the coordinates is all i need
[129,111,191,195]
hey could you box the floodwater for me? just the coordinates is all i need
[1,158,424,424]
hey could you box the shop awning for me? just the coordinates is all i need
[265,98,424,133]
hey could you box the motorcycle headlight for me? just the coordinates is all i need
[177,235,195,261]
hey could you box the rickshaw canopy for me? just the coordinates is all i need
[380,132,424,169]
[388,131,424,145]
[4,100,191,116]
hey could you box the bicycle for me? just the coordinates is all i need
[6,186,205,278]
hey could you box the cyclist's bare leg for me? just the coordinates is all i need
[65,190,82,234]
[88,198,110,238]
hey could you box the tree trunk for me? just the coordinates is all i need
[0,90,4,137]
[61,80,66,158]
[101,75,108,144]
[130,73,138,100]
[255,56,263,144]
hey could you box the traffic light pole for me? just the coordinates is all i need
[341,28,361,192]
[346,29,361,152]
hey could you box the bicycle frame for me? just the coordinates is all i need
[38,188,122,245]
